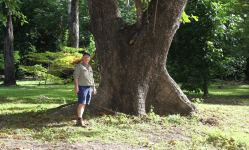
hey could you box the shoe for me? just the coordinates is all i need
[76,118,87,127]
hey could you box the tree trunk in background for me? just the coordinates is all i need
[134,0,143,27]
[69,0,79,48]
[88,0,196,115]
[245,57,249,82]
[3,7,16,86]
[203,76,209,98]
[68,0,71,15]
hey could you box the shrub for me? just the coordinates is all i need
[207,132,247,150]
[19,65,63,84]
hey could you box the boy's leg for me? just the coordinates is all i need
[86,87,93,105]
[77,104,86,119]
[76,86,88,126]
[76,104,86,126]
[77,87,92,126]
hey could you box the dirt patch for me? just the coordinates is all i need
[138,125,191,147]
[0,137,144,150]
[200,117,219,126]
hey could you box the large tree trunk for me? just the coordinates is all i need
[68,0,79,48]
[88,0,196,115]
[3,7,16,86]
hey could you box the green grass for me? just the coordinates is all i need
[209,82,249,97]
[0,81,75,104]
[187,81,249,105]
[0,80,249,149]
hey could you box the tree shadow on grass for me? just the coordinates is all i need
[0,103,100,131]
[204,95,249,106]
[0,97,75,104]
[188,94,249,106]
[0,110,66,130]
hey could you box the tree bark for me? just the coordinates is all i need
[3,6,16,86]
[202,75,209,98]
[134,0,143,27]
[245,57,249,82]
[69,0,79,48]
[88,0,196,115]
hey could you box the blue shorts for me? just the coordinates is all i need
[77,86,93,105]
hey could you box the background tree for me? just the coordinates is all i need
[15,0,68,54]
[2,2,16,85]
[0,0,25,85]
[68,0,79,48]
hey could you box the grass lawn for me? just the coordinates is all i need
[0,81,249,149]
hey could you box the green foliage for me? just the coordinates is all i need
[146,106,162,123]
[87,35,96,55]
[168,0,249,94]
[207,131,247,150]
[0,0,27,26]
[79,0,91,47]
[20,48,83,83]
[118,1,199,25]
[0,51,20,73]
[166,114,186,125]
[24,51,62,65]
[12,0,69,54]
[62,46,83,53]
[118,0,137,24]
[191,97,204,104]
[20,46,99,84]
[181,11,199,23]
[14,43,100,82]
[19,64,63,84]
[86,35,100,83]
[216,56,246,80]
[181,11,191,23]
[49,52,81,78]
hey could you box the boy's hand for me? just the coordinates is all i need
[74,87,79,95]
[92,87,97,95]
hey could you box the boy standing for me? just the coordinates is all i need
[73,52,96,126]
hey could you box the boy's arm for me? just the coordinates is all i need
[93,78,97,95]
[74,79,79,95]
[73,65,80,95]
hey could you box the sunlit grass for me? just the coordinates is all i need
[0,80,75,104]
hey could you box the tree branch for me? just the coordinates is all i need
[88,0,122,37]
[142,0,187,35]
[135,0,143,27]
